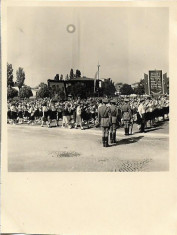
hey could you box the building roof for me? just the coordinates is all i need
[71,77,94,81]
[48,79,65,82]
[48,77,95,82]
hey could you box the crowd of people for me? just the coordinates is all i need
[7,95,169,146]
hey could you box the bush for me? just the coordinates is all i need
[7,87,18,99]
[19,86,33,99]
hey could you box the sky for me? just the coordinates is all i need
[7,7,169,87]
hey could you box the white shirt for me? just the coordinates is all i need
[138,103,146,117]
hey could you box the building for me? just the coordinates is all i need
[47,76,102,98]
[31,87,39,97]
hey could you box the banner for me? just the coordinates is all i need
[163,73,169,94]
[149,70,163,95]
[144,73,149,94]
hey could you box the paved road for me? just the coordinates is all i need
[8,121,169,172]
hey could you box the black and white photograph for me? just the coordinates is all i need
[6,5,169,172]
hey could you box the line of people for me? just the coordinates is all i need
[7,95,169,146]
[98,96,169,147]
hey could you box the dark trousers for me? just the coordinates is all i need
[140,114,145,132]
[101,127,109,137]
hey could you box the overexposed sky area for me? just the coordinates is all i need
[7,7,169,87]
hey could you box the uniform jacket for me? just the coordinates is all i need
[110,104,119,124]
[98,105,111,127]
[121,103,132,121]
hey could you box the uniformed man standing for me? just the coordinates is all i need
[121,98,132,135]
[109,99,119,143]
[98,98,111,147]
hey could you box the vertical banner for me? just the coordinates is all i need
[149,70,163,95]
[144,73,149,95]
[163,73,169,94]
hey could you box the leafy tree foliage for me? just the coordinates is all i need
[120,83,134,95]
[70,69,74,79]
[19,86,33,99]
[37,83,51,98]
[115,82,123,91]
[133,79,145,95]
[54,74,59,81]
[60,74,63,80]
[7,87,18,99]
[102,78,116,96]
[76,69,81,78]
[16,67,25,90]
[65,74,69,80]
[7,63,14,87]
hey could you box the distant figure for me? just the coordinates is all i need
[41,103,49,127]
[109,99,119,143]
[121,98,132,135]
[75,104,83,130]
[98,98,111,147]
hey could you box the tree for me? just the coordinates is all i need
[102,78,116,96]
[115,82,123,91]
[76,69,81,78]
[70,69,74,79]
[37,83,51,98]
[65,74,69,80]
[120,84,134,95]
[60,74,63,80]
[7,63,14,87]
[16,67,25,90]
[133,79,145,95]
[7,87,18,99]
[38,82,47,88]
[54,74,59,81]
[19,85,33,99]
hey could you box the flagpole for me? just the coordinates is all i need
[97,62,100,97]
[97,62,100,81]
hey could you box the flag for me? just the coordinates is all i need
[163,73,169,94]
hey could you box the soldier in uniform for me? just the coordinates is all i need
[121,98,132,135]
[109,99,119,143]
[98,98,111,147]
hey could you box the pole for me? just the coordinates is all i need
[97,62,100,97]
[97,62,100,80]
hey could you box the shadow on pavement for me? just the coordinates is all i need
[144,127,162,133]
[113,136,144,146]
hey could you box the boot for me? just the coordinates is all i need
[113,133,116,143]
[110,133,113,143]
[102,137,105,147]
[127,127,129,135]
[105,137,109,147]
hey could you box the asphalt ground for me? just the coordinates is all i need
[8,120,169,172]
